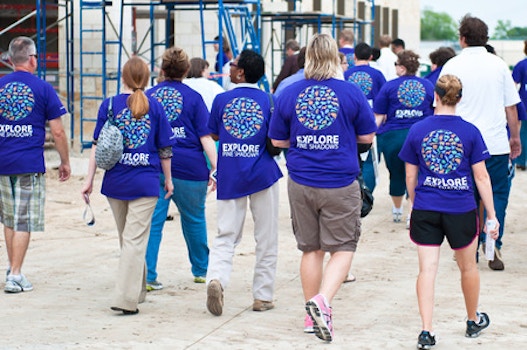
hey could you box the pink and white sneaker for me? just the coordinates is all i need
[304,313,314,333]
[306,294,333,342]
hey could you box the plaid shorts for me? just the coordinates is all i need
[0,173,46,232]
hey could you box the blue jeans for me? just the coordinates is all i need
[479,155,510,250]
[515,121,527,166]
[362,150,376,192]
[145,175,209,282]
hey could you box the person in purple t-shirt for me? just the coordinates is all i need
[270,33,376,342]
[512,40,527,170]
[399,74,498,348]
[338,28,355,67]
[373,50,434,226]
[145,47,218,290]
[82,57,174,315]
[206,49,283,317]
[0,36,70,293]
[424,46,456,87]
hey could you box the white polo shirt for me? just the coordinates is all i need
[376,47,398,81]
[440,46,520,155]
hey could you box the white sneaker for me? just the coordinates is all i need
[5,274,33,293]
[392,207,403,222]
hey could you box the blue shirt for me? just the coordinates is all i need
[208,84,282,200]
[424,67,442,86]
[269,78,377,188]
[0,71,67,175]
[339,47,355,67]
[274,69,305,98]
[399,115,490,213]
[94,94,175,200]
[148,80,211,181]
[512,58,527,107]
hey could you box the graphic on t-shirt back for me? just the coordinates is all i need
[345,53,354,67]
[421,129,464,174]
[0,82,35,121]
[296,85,339,130]
[348,72,373,96]
[151,87,183,122]
[115,109,151,149]
[397,79,426,108]
[222,97,263,139]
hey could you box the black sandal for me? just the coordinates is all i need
[111,306,139,315]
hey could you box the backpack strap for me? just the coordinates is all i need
[107,97,114,124]
[267,92,274,114]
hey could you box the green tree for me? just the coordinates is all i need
[493,20,512,39]
[493,20,527,39]
[507,27,527,39]
[421,8,458,41]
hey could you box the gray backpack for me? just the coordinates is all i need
[95,98,124,170]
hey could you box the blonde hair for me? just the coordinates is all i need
[378,35,392,48]
[435,74,462,106]
[339,29,354,44]
[122,57,150,119]
[304,34,341,80]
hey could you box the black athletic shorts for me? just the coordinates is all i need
[409,209,479,249]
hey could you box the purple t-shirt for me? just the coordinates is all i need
[424,67,442,87]
[373,75,434,134]
[269,78,377,188]
[208,85,283,200]
[0,71,67,175]
[398,115,491,213]
[344,65,387,104]
[94,94,175,200]
[339,47,355,67]
[512,58,527,106]
[148,80,211,181]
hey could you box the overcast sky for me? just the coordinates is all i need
[420,0,526,36]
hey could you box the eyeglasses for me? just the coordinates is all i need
[82,194,95,226]
[29,54,38,59]
[394,62,400,66]
[229,61,238,68]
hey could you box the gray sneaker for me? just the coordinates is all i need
[146,280,163,291]
[5,274,33,293]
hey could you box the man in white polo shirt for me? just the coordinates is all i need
[440,15,521,270]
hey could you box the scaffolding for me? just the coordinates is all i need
[0,0,74,141]
[1,1,375,150]
[261,1,375,88]
[75,0,263,150]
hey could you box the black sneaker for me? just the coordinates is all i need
[417,330,436,349]
[466,312,490,337]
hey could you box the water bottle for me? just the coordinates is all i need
[485,219,497,261]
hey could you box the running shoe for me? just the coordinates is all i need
[417,330,436,349]
[306,294,333,342]
[304,313,314,333]
[146,280,163,291]
[466,312,490,337]
[4,274,33,293]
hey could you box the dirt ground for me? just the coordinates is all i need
[0,150,526,349]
